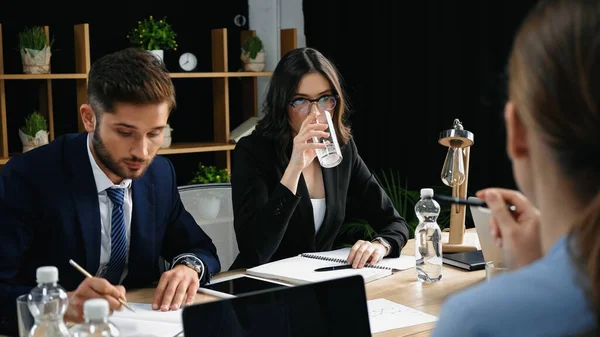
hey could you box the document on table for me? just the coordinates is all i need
[367,298,438,334]
[109,303,183,337]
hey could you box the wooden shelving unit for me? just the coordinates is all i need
[0,23,297,173]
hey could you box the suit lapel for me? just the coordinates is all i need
[67,133,102,275]
[295,173,317,249]
[315,165,339,248]
[127,178,156,282]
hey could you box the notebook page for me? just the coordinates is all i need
[246,255,390,284]
[367,298,438,334]
[108,317,182,337]
[111,303,182,323]
[311,248,415,271]
[109,303,183,337]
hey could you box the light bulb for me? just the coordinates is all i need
[441,146,465,187]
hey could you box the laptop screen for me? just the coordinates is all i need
[182,275,371,337]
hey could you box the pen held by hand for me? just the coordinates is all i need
[68,259,135,313]
[433,195,517,212]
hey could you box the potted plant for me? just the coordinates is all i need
[18,26,53,74]
[127,15,177,63]
[19,111,49,152]
[188,163,230,219]
[241,35,265,72]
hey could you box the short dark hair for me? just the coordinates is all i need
[87,47,176,118]
[254,47,352,163]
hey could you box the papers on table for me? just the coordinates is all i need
[367,298,438,334]
[109,303,183,337]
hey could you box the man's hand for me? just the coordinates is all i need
[346,240,388,268]
[152,264,199,311]
[65,277,126,323]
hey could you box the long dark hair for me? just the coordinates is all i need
[254,47,352,164]
[508,0,600,324]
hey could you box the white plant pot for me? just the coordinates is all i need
[149,50,164,63]
[198,197,220,219]
[21,46,51,74]
[161,124,173,148]
[19,129,49,152]
[241,50,266,72]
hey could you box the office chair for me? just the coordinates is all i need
[175,183,239,271]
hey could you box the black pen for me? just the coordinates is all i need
[433,195,517,212]
[314,265,354,272]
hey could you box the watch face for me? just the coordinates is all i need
[179,52,197,71]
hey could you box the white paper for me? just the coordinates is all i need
[367,298,438,334]
[314,248,416,270]
[109,303,183,337]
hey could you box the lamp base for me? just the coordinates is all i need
[441,230,480,253]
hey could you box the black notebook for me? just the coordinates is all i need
[442,250,486,271]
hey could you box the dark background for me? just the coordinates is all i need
[0,0,538,191]
[302,0,538,194]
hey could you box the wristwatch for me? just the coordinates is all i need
[371,237,392,256]
[175,256,204,280]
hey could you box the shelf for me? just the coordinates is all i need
[0,157,9,165]
[0,73,88,80]
[157,142,235,155]
[169,71,272,79]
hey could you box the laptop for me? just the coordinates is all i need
[468,196,506,266]
[181,275,371,337]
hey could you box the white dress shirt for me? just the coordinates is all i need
[86,134,133,284]
[310,198,326,234]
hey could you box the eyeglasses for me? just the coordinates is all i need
[289,95,338,114]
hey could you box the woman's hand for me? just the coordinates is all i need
[346,240,388,268]
[280,110,329,194]
[288,110,329,172]
[476,188,542,269]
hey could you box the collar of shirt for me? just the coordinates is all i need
[86,133,132,193]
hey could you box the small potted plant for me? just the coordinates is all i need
[241,35,265,72]
[19,111,49,152]
[18,26,53,74]
[188,163,230,219]
[127,15,177,63]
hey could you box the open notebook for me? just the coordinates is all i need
[246,247,415,285]
[109,303,183,337]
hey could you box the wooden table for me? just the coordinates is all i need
[127,230,486,337]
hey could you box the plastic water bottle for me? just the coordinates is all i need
[414,188,443,282]
[70,299,120,337]
[27,266,71,337]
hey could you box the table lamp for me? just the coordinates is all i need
[438,119,478,252]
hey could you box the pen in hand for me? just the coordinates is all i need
[433,195,517,212]
[68,259,135,313]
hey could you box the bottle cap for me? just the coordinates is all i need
[84,299,109,320]
[36,266,58,283]
[420,188,434,198]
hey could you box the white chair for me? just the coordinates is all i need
[177,183,238,271]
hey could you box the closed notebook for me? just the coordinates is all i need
[246,248,415,285]
[442,250,486,271]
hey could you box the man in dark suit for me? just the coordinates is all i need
[0,48,220,335]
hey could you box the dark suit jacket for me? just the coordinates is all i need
[229,133,409,270]
[0,132,220,336]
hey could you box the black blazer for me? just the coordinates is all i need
[229,133,409,270]
[0,133,221,335]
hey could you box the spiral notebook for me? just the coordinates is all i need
[246,248,415,285]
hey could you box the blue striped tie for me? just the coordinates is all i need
[104,188,127,285]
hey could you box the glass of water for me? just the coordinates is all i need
[16,294,34,337]
[312,110,343,168]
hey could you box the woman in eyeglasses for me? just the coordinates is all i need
[229,47,409,270]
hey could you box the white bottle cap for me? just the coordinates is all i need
[36,266,58,284]
[420,188,434,198]
[84,299,109,320]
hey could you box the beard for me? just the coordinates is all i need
[91,130,150,180]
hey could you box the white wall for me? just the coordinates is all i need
[248,0,306,117]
